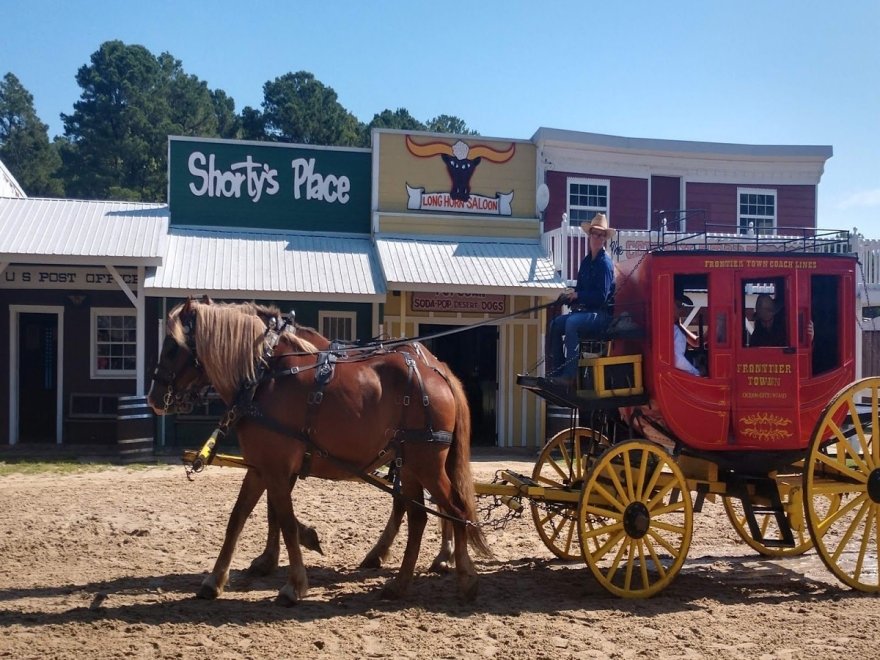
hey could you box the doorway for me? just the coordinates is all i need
[11,309,63,444]
[421,324,498,446]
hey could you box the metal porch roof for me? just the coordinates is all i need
[375,235,564,295]
[0,197,168,265]
[144,226,386,302]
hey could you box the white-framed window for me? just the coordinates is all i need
[567,177,609,227]
[319,311,357,341]
[738,187,777,235]
[90,307,136,379]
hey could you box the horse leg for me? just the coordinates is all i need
[265,480,308,606]
[429,519,455,573]
[360,497,405,568]
[423,476,478,602]
[380,481,428,600]
[198,469,265,599]
[248,475,323,576]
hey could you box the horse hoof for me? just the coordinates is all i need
[380,580,404,600]
[429,558,453,574]
[247,554,279,577]
[276,583,305,607]
[359,553,383,569]
[196,583,220,600]
[459,577,478,603]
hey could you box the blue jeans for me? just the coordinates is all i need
[548,311,608,378]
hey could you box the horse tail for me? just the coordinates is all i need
[447,371,492,558]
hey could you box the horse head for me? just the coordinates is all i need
[147,298,211,415]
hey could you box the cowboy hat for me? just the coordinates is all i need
[580,212,616,239]
[674,292,694,308]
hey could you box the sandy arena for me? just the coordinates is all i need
[0,455,878,659]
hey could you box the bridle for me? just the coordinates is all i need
[151,310,208,414]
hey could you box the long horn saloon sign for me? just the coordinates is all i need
[405,136,515,215]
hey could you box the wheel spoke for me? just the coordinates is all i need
[830,498,870,563]
[637,539,649,589]
[580,519,623,540]
[634,452,649,501]
[814,450,868,484]
[621,451,636,502]
[603,533,630,584]
[646,473,678,510]
[828,419,870,474]
[643,535,668,579]
[593,528,628,562]
[816,492,867,535]
[649,498,686,518]
[594,473,629,512]
[647,527,681,556]
[649,519,687,536]
[853,505,875,582]
[623,538,636,591]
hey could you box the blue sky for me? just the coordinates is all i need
[2,0,878,238]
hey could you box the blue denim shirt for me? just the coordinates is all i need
[573,247,615,311]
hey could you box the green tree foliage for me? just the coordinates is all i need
[60,41,232,201]
[211,90,241,139]
[367,108,427,132]
[261,71,363,146]
[239,105,266,141]
[426,114,478,136]
[0,73,63,196]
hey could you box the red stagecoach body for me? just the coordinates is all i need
[612,250,857,453]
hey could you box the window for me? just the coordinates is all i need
[811,275,839,375]
[742,279,786,347]
[568,178,609,226]
[319,311,356,341]
[738,188,776,235]
[91,308,136,378]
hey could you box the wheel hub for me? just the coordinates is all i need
[868,468,880,504]
[623,501,650,538]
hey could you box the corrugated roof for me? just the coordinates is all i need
[144,226,386,301]
[375,235,564,295]
[0,197,168,264]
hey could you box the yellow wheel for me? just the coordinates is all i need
[530,426,609,560]
[722,485,815,557]
[804,377,880,592]
[578,440,693,598]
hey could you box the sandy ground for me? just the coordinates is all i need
[0,454,878,660]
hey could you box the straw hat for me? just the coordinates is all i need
[580,212,616,239]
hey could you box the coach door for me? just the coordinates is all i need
[732,274,801,451]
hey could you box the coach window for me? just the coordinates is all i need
[319,311,356,341]
[673,274,709,376]
[811,275,840,375]
[743,278,786,348]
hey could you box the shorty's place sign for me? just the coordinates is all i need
[168,137,370,232]
[411,292,506,314]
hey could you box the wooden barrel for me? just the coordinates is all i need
[116,395,155,463]
[546,405,578,440]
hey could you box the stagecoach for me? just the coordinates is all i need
[171,228,878,601]
[488,228,878,597]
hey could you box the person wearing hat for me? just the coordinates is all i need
[674,293,702,376]
[547,212,616,386]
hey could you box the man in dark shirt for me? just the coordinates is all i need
[749,294,786,347]
[547,213,616,386]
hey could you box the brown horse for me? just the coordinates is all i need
[215,301,456,576]
[147,299,488,603]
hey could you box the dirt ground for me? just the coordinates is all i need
[0,454,878,660]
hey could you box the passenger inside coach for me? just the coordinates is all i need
[748,293,787,347]
[673,293,703,376]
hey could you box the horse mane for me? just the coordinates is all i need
[168,300,318,401]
